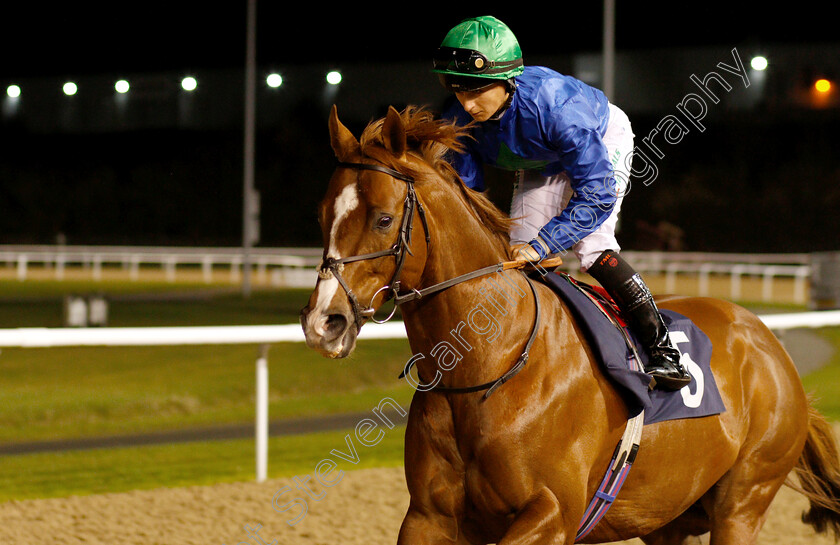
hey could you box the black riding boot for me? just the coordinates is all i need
[587,250,691,391]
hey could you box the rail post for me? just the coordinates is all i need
[256,343,270,482]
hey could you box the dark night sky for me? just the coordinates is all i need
[1,2,837,251]
[2,2,836,79]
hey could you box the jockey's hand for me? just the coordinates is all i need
[510,243,542,265]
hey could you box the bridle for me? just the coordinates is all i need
[318,159,541,398]
[318,161,430,328]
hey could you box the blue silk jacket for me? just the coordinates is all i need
[443,66,618,257]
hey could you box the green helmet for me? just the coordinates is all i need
[433,16,524,92]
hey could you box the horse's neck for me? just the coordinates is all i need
[401,185,539,390]
[419,183,508,285]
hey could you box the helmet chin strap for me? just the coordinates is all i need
[489,79,516,121]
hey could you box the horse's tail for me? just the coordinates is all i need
[787,403,840,539]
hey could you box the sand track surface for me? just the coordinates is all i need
[0,466,835,545]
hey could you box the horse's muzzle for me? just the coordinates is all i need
[299,305,359,359]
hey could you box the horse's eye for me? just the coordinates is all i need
[377,215,393,229]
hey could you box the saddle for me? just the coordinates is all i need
[537,270,726,425]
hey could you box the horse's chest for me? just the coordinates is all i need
[455,407,587,521]
[460,434,540,517]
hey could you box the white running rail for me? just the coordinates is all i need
[0,313,838,481]
[0,246,814,302]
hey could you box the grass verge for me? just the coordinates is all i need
[801,327,840,421]
[0,424,408,502]
[0,340,415,444]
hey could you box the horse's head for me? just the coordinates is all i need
[300,106,430,358]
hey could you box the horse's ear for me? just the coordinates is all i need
[329,105,360,161]
[382,106,407,159]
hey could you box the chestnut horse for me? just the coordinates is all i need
[300,105,840,544]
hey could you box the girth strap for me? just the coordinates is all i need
[575,409,644,542]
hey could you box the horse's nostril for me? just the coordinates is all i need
[323,314,348,340]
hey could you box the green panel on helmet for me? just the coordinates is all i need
[432,16,524,82]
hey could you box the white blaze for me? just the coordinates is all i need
[328,183,360,257]
[311,183,360,325]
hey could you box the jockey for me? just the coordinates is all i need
[433,15,690,391]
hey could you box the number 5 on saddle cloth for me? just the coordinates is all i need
[538,271,726,423]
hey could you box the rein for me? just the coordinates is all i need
[400,272,541,399]
[321,159,544,398]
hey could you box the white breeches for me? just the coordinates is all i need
[509,103,635,271]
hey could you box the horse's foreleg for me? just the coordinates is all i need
[497,487,570,545]
[397,506,473,545]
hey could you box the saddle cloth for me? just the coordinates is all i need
[538,271,726,425]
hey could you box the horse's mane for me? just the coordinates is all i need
[358,106,514,258]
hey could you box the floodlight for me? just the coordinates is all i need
[326,71,342,85]
[63,82,78,96]
[266,73,283,88]
[115,79,130,93]
[6,85,20,98]
[750,56,768,71]
[815,79,832,93]
[181,76,197,91]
